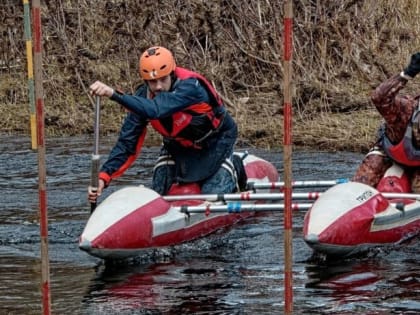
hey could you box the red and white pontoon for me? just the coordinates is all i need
[79,153,279,259]
[303,164,420,257]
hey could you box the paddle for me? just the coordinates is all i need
[247,178,349,190]
[175,202,313,214]
[90,96,101,213]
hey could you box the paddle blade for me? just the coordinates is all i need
[89,154,100,213]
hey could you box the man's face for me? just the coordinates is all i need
[147,75,172,94]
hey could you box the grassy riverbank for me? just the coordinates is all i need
[1,1,419,152]
[1,96,380,152]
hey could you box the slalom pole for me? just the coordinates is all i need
[176,202,313,214]
[247,178,349,190]
[23,0,37,149]
[283,1,293,313]
[164,191,321,202]
[32,1,51,314]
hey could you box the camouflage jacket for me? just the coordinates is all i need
[371,73,418,144]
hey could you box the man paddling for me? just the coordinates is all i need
[353,52,420,192]
[88,46,242,205]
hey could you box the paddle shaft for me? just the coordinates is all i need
[90,96,101,212]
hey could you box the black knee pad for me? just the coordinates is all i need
[232,153,248,191]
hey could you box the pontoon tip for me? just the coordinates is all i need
[79,239,92,252]
[304,234,319,245]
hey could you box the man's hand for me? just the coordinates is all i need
[90,81,114,97]
[403,52,420,79]
[88,179,105,204]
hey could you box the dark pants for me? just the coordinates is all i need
[152,155,237,195]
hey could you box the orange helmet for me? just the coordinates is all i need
[139,46,176,80]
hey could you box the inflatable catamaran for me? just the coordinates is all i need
[79,153,279,259]
[304,164,420,257]
[79,154,419,260]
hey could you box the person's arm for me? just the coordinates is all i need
[99,112,148,187]
[370,74,409,120]
[91,79,210,118]
[90,79,210,118]
[371,53,420,125]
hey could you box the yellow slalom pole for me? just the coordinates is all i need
[32,0,51,313]
[23,0,37,149]
[283,1,294,314]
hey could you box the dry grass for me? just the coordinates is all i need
[0,0,419,151]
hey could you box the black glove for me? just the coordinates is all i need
[403,52,420,78]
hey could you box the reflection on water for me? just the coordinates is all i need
[0,135,418,315]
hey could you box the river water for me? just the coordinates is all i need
[0,135,418,315]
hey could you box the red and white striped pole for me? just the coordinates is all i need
[32,0,51,314]
[283,1,294,313]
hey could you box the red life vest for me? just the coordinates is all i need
[150,67,225,148]
[382,106,420,166]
